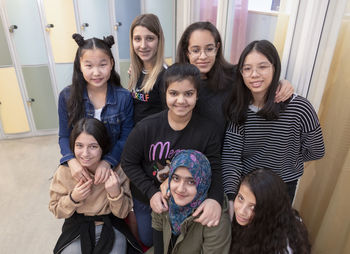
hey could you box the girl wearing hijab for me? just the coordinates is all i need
[150,150,231,254]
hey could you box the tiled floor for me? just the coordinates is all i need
[0,135,63,253]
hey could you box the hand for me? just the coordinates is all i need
[71,178,93,202]
[160,178,170,199]
[105,171,121,198]
[68,158,92,182]
[150,192,168,214]
[228,200,234,222]
[94,160,112,185]
[193,199,221,227]
[275,79,294,103]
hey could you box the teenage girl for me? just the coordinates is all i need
[222,40,325,216]
[151,150,231,254]
[121,63,224,247]
[231,169,311,254]
[58,34,133,184]
[129,14,167,124]
[50,118,141,254]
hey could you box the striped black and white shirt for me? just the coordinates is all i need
[222,95,325,200]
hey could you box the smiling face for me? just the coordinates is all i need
[166,78,197,119]
[234,183,256,226]
[80,49,113,90]
[241,50,274,100]
[132,25,159,68]
[170,166,197,206]
[187,29,218,77]
[74,132,102,172]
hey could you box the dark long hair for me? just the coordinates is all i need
[69,118,110,157]
[230,169,311,254]
[176,22,235,91]
[67,33,121,127]
[225,40,289,124]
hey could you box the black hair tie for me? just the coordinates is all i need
[103,35,115,48]
[72,33,85,47]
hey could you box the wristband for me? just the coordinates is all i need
[70,192,79,204]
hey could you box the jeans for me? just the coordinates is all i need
[133,198,153,247]
[61,224,126,254]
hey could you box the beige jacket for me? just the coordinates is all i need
[49,165,132,219]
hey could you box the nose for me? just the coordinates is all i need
[141,38,146,48]
[177,181,186,193]
[198,50,207,59]
[238,204,248,216]
[177,94,185,103]
[92,67,100,76]
[82,147,89,156]
[251,67,260,77]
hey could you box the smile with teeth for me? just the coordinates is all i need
[250,81,263,88]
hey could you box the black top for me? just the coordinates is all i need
[53,213,142,254]
[195,78,234,141]
[131,69,166,124]
[121,110,224,205]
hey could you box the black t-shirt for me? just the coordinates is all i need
[195,78,234,141]
[121,110,224,205]
[131,69,165,124]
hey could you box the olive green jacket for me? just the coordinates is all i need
[148,197,231,254]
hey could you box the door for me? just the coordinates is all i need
[5,0,58,131]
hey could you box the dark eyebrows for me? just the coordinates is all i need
[173,173,194,181]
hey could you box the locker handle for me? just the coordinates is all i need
[114,22,122,31]
[81,23,89,30]
[46,24,54,32]
[27,98,35,104]
[9,25,18,33]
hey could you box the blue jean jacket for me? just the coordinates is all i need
[58,83,134,167]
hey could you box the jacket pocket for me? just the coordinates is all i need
[103,112,126,143]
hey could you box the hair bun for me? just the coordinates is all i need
[103,35,115,48]
[72,33,85,46]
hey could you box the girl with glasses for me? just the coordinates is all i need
[222,40,325,220]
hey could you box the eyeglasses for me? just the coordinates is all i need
[188,46,217,58]
[240,63,273,77]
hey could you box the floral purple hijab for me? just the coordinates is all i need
[168,150,211,235]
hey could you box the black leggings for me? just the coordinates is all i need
[286,180,298,203]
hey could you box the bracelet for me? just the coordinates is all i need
[69,192,79,204]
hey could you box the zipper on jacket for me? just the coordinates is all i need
[56,235,80,253]
[126,237,143,253]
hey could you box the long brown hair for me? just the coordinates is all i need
[128,14,165,93]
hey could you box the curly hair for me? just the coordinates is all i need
[67,34,121,127]
[230,169,311,254]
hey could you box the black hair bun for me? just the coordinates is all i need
[72,33,85,46]
[103,35,115,48]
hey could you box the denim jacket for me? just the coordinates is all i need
[58,83,134,167]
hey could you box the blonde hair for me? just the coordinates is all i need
[128,14,165,93]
